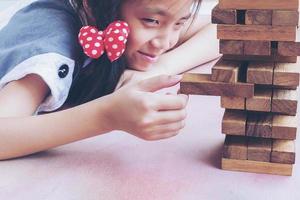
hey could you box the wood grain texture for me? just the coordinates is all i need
[273,62,300,87]
[246,87,272,112]
[211,58,242,82]
[223,54,297,63]
[221,158,293,176]
[180,73,254,97]
[217,24,296,41]
[271,139,295,164]
[278,29,300,56]
[219,0,299,10]
[246,112,273,138]
[219,40,244,55]
[223,135,248,160]
[222,109,247,136]
[247,137,272,162]
[212,5,237,24]
[272,89,298,116]
[221,96,245,110]
[272,115,297,140]
[245,10,272,25]
[272,10,299,26]
[244,41,271,56]
[247,61,274,84]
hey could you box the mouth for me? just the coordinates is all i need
[137,51,159,63]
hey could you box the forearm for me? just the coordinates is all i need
[153,23,221,75]
[0,96,112,160]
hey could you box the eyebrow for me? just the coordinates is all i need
[144,7,192,20]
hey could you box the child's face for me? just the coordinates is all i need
[121,0,195,71]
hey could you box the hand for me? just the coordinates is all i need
[107,75,189,141]
[115,68,165,90]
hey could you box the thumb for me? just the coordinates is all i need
[137,75,182,92]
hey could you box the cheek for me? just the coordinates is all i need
[126,29,150,52]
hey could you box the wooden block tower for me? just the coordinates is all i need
[180,0,300,176]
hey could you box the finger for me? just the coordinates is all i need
[145,130,181,141]
[150,120,186,135]
[137,75,182,92]
[154,93,189,111]
[153,109,187,124]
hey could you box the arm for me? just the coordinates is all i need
[153,14,221,75]
[0,74,188,160]
[0,74,112,160]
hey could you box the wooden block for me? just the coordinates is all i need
[222,109,247,136]
[272,89,298,116]
[273,62,300,87]
[223,54,297,63]
[244,41,271,56]
[223,135,248,160]
[219,40,244,55]
[245,10,272,25]
[247,61,274,84]
[271,139,295,164]
[219,0,299,10]
[247,137,272,162]
[272,10,299,26]
[212,5,237,24]
[180,73,254,98]
[246,87,272,112]
[278,42,300,56]
[272,114,297,140]
[221,158,293,176]
[278,29,300,56]
[217,24,296,41]
[221,96,245,110]
[211,58,242,83]
[246,112,272,138]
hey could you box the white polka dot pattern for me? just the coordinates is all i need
[78,21,130,62]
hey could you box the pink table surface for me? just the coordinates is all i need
[0,60,299,200]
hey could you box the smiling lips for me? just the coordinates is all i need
[138,51,159,63]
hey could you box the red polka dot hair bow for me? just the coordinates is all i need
[78,21,130,62]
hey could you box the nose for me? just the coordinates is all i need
[150,28,178,52]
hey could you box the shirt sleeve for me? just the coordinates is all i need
[0,53,75,113]
[0,0,83,113]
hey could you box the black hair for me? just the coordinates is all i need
[65,0,126,107]
[66,0,202,107]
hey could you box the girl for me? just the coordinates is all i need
[0,0,219,160]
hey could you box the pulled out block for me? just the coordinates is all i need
[180,73,254,97]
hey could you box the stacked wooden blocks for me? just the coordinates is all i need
[180,0,300,176]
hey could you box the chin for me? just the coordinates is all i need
[130,63,152,72]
